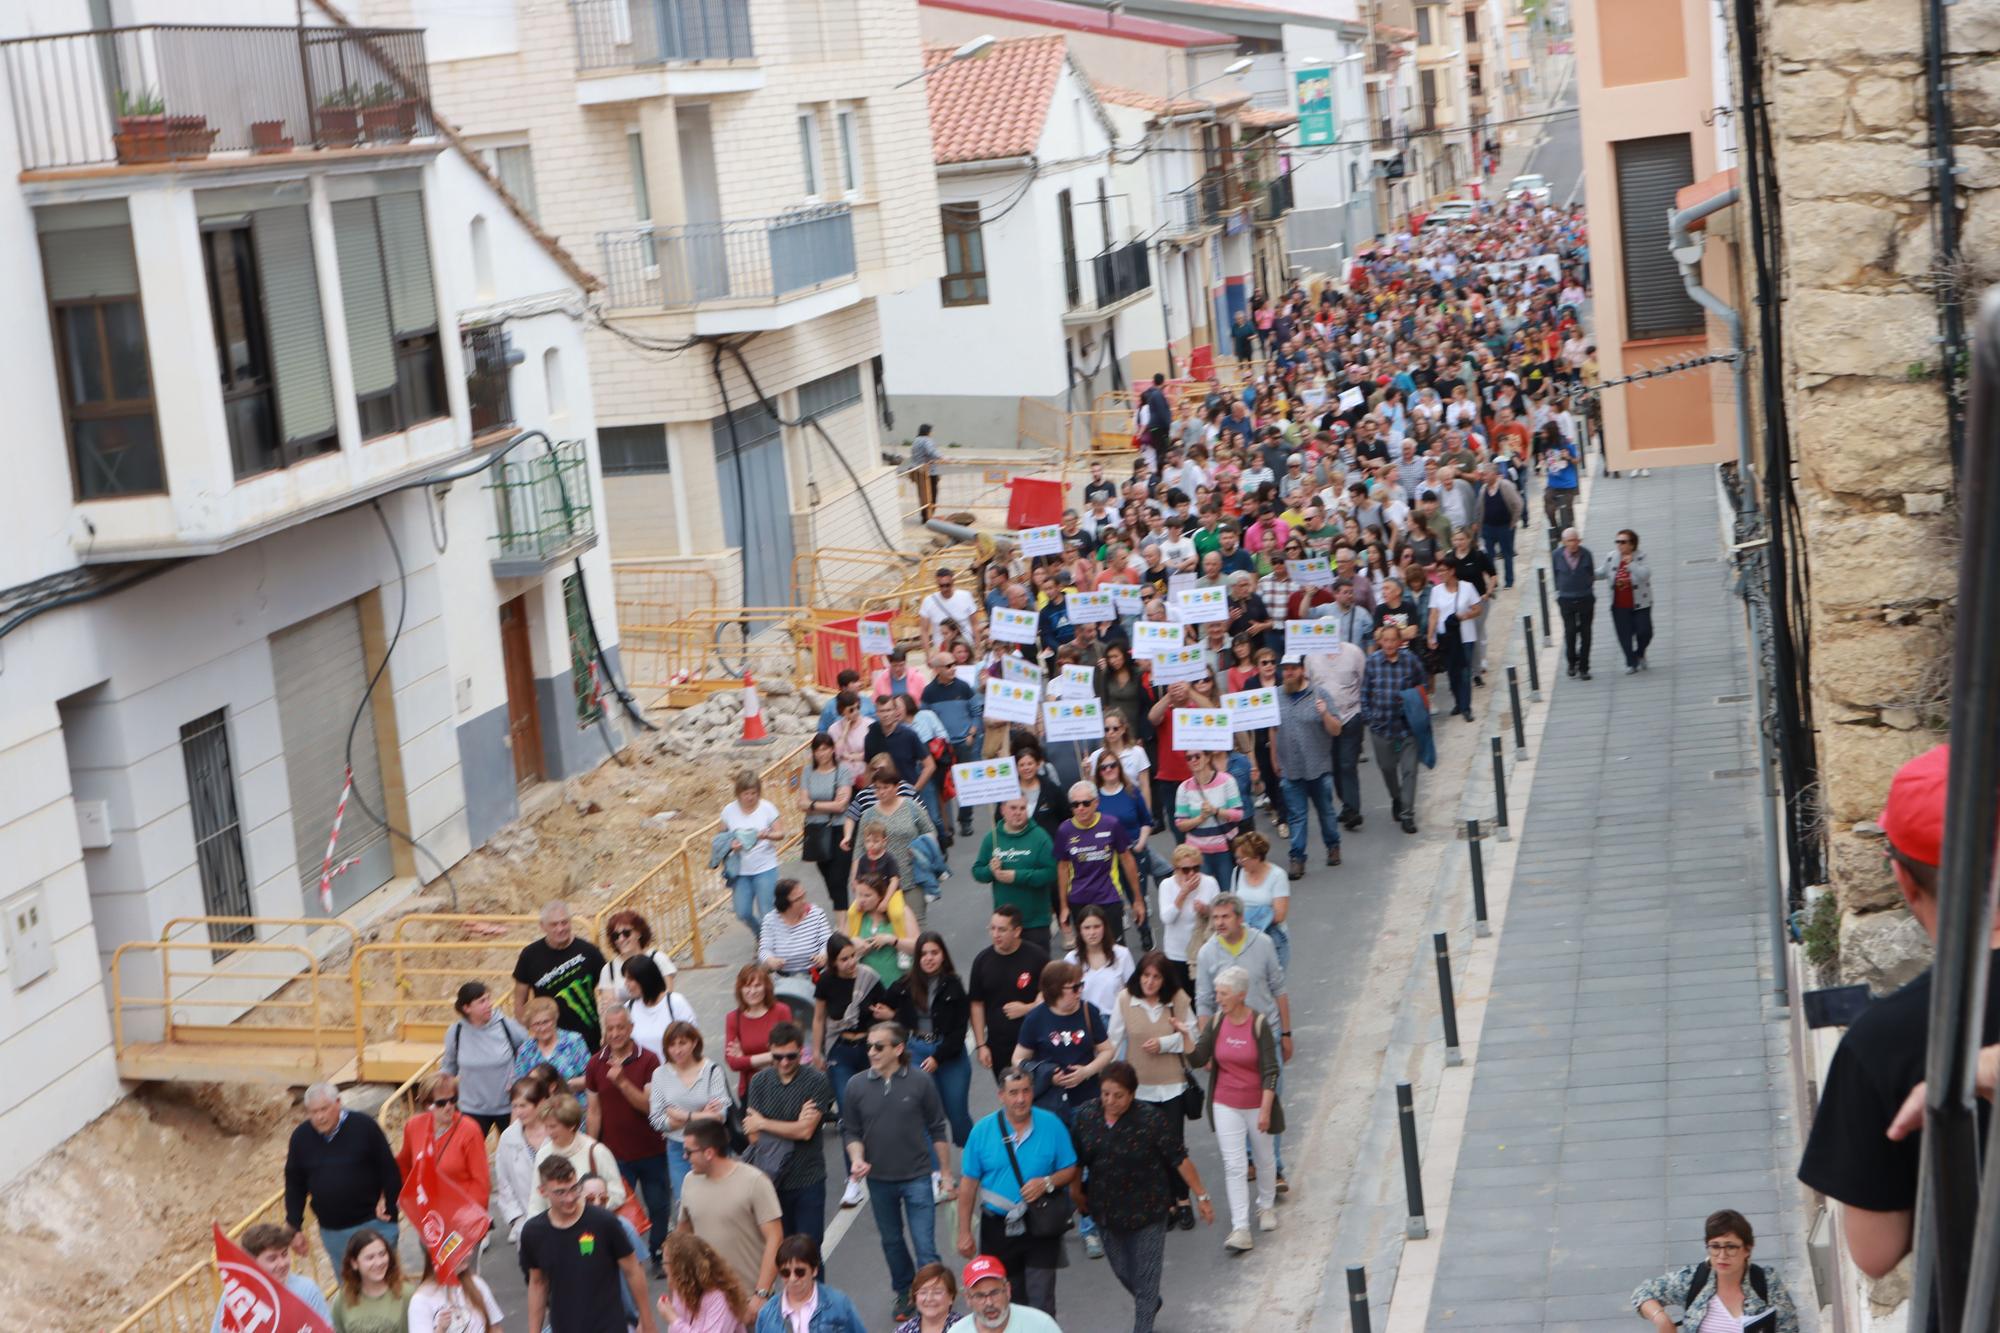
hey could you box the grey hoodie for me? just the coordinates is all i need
[442,1013,530,1116]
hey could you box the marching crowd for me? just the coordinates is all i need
[242,193,1691,1333]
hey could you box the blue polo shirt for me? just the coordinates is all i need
[962,1107,1078,1215]
[1546,440,1578,491]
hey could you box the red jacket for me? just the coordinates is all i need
[397,1110,491,1208]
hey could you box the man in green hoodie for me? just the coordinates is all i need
[971,797,1059,955]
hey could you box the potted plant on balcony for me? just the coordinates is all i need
[314,85,365,147]
[250,117,293,153]
[360,82,419,144]
[112,88,217,165]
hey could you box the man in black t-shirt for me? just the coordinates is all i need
[521,1156,655,1333]
[1798,743,2000,1286]
[967,905,1049,1083]
[513,899,608,1051]
[864,699,930,787]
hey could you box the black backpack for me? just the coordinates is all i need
[1684,1261,1768,1312]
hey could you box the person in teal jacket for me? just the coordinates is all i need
[971,798,1060,955]
[755,1234,868,1331]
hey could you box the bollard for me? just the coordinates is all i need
[1523,614,1542,700]
[1507,666,1527,757]
[1467,818,1491,936]
[1435,932,1462,1066]
[1396,1081,1428,1239]
[1537,567,1553,645]
[1347,1265,1373,1333]
[1492,735,1511,841]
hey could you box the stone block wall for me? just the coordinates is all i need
[1761,0,1990,989]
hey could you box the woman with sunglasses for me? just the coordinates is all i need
[752,1233,866,1332]
[600,910,679,1003]
[1090,750,1156,897]
[393,1072,490,1251]
[884,931,973,1197]
[1174,748,1246,886]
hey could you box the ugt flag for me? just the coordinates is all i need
[399,1145,491,1282]
[213,1224,332,1333]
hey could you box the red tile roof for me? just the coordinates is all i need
[921,0,1236,48]
[1237,105,1298,129]
[924,35,1071,164]
[1094,81,1252,117]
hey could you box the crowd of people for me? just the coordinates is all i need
[248,192,1661,1333]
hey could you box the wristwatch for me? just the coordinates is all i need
[754,1287,774,1300]
[1194,1192,1212,1203]
[1281,1030,1293,1037]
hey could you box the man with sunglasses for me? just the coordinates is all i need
[743,1021,836,1245]
[842,1022,952,1321]
[677,1117,784,1303]
[1056,782,1144,948]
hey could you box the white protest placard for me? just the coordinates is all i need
[1019,525,1063,557]
[1167,573,1198,601]
[952,756,1020,806]
[990,607,1039,644]
[1110,585,1146,616]
[857,618,895,657]
[1043,698,1105,743]
[1059,664,1095,695]
[1131,621,1185,659]
[1068,590,1115,624]
[983,677,1041,725]
[1174,585,1229,625]
[1225,687,1281,730]
[1172,707,1236,751]
[1149,644,1209,685]
[1285,618,1346,656]
[998,655,1044,685]
[1337,386,1365,411]
[1290,557,1334,588]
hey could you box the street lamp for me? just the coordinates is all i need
[895,33,997,88]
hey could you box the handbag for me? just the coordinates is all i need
[998,1113,1074,1239]
[801,821,836,864]
[741,1129,796,1181]
[1180,1068,1205,1122]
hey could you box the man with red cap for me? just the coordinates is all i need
[950,1256,1063,1332]
[1797,743,2000,1283]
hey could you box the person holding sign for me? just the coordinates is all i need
[921,568,982,651]
[1056,781,1145,950]
[1271,657,1344,876]
[1174,750,1246,885]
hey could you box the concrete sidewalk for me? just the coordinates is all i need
[1405,467,1815,1330]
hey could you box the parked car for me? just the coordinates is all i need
[1506,173,1551,204]
[1420,199,1478,229]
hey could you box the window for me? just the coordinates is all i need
[1613,134,1706,340]
[1415,5,1432,44]
[179,710,253,950]
[798,110,824,198]
[1058,188,1079,307]
[798,366,861,419]
[599,424,671,475]
[38,209,165,499]
[1464,10,1478,41]
[835,106,862,194]
[939,202,988,307]
[463,323,515,436]
[627,130,652,222]
[790,0,860,59]
[332,193,447,439]
[483,142,539,220]
[202,224,281,479]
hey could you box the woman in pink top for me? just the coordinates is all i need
[1189,965,1282,1253]
[659,1232,751,1332]
[1243,510,1291,560]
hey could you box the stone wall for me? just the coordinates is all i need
[1761,0,1991,990]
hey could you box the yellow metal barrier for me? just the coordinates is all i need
[110,937,344,1085]
[613,563,720,625]
[793,547,925,609]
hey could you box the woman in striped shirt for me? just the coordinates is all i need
[756,878,832,994]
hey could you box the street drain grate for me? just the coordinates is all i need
[1715,693,1750,704]
[1712,767,1758,780]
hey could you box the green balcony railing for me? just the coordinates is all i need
[488,439,596,575]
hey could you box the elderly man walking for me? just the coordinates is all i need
[284,1082,401,1268]
[1360,624,1429,834]
[513,898,608,1052]
[1552,527,1601,680]
[1272,655,1344,875]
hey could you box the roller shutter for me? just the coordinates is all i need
[1613,134,1705,341]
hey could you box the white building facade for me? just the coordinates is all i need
[0,1,622,1187]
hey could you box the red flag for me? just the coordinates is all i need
[399,1145,492,1283]
[213,1224,333,1333]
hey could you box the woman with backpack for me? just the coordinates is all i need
[440,980,529,1135]
[1630,1209,1800,1332]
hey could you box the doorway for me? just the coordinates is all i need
[676,104,727,302]
[499,594,544,788]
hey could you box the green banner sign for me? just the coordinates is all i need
[1295,67,1336,146]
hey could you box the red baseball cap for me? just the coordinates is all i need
[1881,743,1949,867]
[962,1256,1009,1289]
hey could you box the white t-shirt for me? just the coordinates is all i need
[1158,871,1220,962]
[721,798,781,874]
[408,1277,505,1333]
[921,589,980,646]
[1085,746,1151,789]
[629,990,701,1060]
[951,1306,1063,1333]
[599,948,678,994]
[1159,536,1197,569]
[1066,944,1136,1017]
[1231,862,1290,932]
[1431,580,1484,644]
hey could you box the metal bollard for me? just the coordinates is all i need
[1507,666,1527,757]
[1522,614,1542,699]
[1347,1265,1373,1333]
[1492,735,1511,841]
[1537,567,1553,645]
[1435,932,1462,1066]
[1396,1081,1428,1239]
[1467,818,1491,936]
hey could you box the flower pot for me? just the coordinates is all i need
[250,119,293,153]
[362,99,419,144]
[315,105,364,148]
[113,113,216,164]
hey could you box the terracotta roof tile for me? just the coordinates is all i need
[924,34,1070,164]
[1236,105,1298,129]
[1094,81,1251,117]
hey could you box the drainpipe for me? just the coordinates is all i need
[1667,184,1787,1007]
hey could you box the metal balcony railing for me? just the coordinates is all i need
[1160,184,1206,236]
[489,439,596,575]
[1065,240,1152,314]
[1255,171,1295,223]
[598,204,855,309]
[571,0,753,70]
[0,23,432,172]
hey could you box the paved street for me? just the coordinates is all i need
[1418,467,1814,1331]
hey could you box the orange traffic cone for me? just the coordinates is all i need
[739,671,771,745]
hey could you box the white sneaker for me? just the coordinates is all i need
[1224,1227,1254,1253]
[841,1178,866,1208]
[1259,1207,1280,1232]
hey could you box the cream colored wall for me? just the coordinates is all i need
[1572,0,1735,470]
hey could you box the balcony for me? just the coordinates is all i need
[598,204,858,332]
[489,440,597,577]
[570,0,760,102]
[1253,171,1295,224]
[1063,240,1152,324]
[0,23,434,175]
[1159,182,1217,237]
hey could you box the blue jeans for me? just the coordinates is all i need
[667,1139,693,1213]
[1481,523,1517,587]
[318,1219,398,1272]
[1279,773,1339,864]
[778,1179,827,1246]
[1198,848,1235,887]
[1333,719,1365,820]
[927,1051,974,1146]
[618,1153,671,1259]
[1444,638,1473,717]
[826,1037,870,1107]
[866,1175,939,1302]
[731,868,778,935]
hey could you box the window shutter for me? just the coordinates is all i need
[41,226,139,300]
[1613,135,1705,341]
[251,206,338,446]
[333,199,396,397]
[376,192,438,337]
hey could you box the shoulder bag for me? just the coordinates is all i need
[998,1113,1074,1239]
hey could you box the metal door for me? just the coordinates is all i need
[675,105,728,302]
[711,403,795,611]
[499,594,543,787]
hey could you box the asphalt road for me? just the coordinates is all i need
[1524,71,1585,208]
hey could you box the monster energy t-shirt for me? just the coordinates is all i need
[514,937,608,1051]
